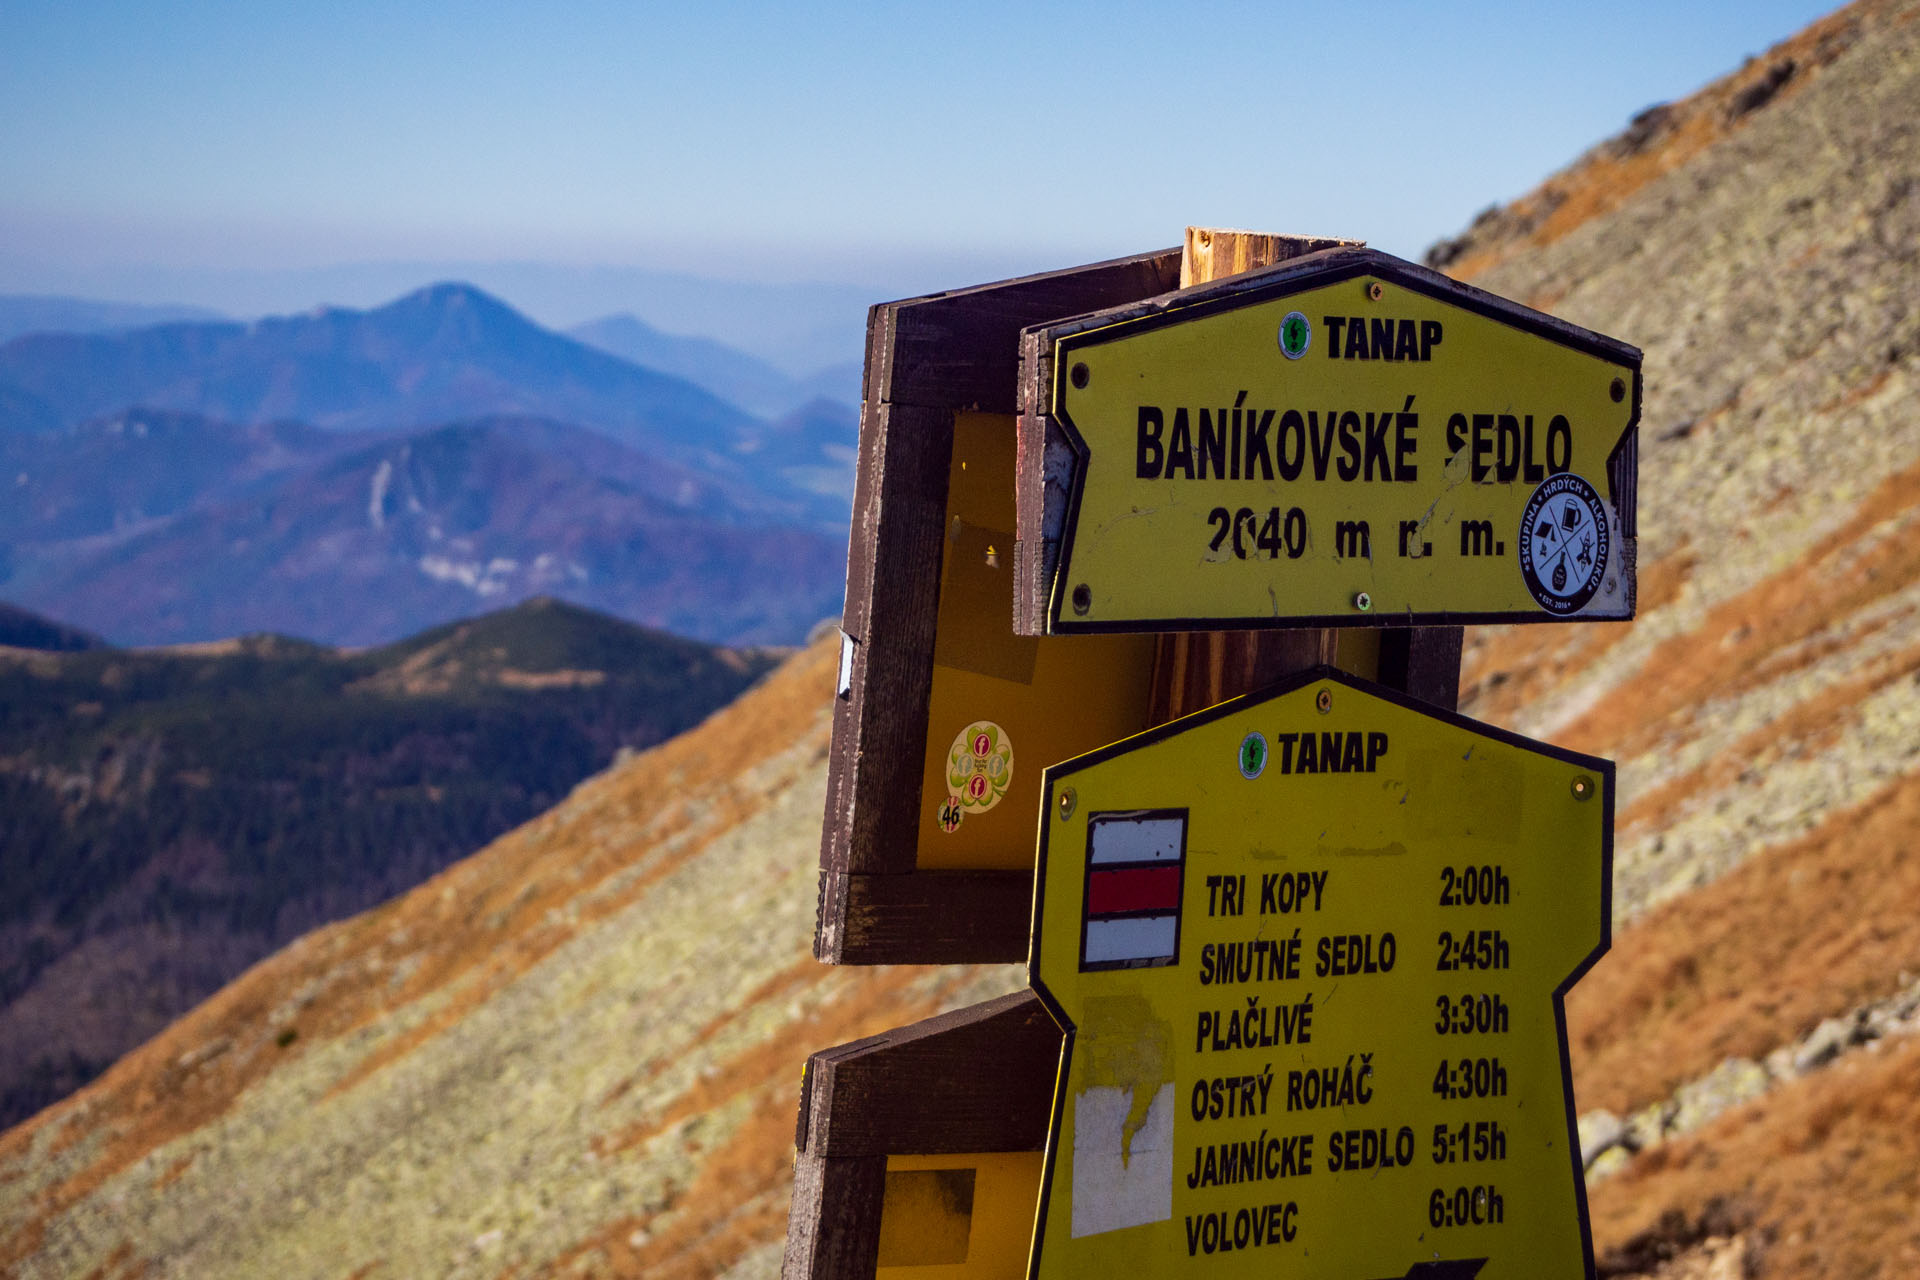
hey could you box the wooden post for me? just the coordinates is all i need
[787,232,1474,1280]
[1147,227,1463,721]
[1146,229,1340,721]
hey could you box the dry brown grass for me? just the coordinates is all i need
[1555,457,1920,759]
[1589,1036,1920,1276]
[1571,768,1920,1114]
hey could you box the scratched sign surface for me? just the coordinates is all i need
[1043,253,1641,632]
[1027,668,1611,1279]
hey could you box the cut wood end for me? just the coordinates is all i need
[1181,226,1365,287]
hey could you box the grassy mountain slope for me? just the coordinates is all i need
[0,597,777,1134]
[0,637,1023,1278]
[1437,0,1920,1270]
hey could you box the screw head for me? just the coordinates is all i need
[1610,377,1626,403]
[1058,787,1077,820]
[1367,281,1385,302]
[1071,362,1090,389]
[1315,688,1333,714]
[1354,591,1372,612]
[1071,583,1092,615]
[1571,774,1596,801]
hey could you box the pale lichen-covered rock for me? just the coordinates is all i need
[1578,1108,1627,1168]
[1667,1058,1770,1136]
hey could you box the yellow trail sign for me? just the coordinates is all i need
[1021,247,1641,633]
[1028,668,1611,1279]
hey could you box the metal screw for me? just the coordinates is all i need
[1071,362,1090,389]
[1571,774,1595,801]
[1058,787,1077,820]
[1071,584,1092,615]
[1367,281,1384,302]
[1610,377,1626,403]
[1315,688,1333,714]
[1354,591,1372,612]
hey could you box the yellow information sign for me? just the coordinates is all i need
[1028,668,1611,1279]
[1042,251,1640,632]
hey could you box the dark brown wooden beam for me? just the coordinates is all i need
[781,1151,886,1280]
[817,869,1032,965]
[819,249,1184,962]
[798,990,1060,1159]
[1378,626,1466,711]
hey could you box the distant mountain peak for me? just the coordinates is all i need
[388,280,519,315]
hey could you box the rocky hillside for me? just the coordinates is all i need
[2,1,1918,1275]
[0,637,1024,1279]
[1445,0,1920,1272]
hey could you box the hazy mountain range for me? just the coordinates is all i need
[567,312,861,418]
[0,284,858,647]
[0,296,228,346]
[0,260,884,374]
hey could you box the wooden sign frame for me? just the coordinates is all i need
[819,241,1470,969]
[791,231,1635,1279]
[818,249,1186,965]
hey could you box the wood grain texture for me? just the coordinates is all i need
[1147,627,1340,723]
[873,250,1182,412]
[822,869,1032,964]
[1181,226,1357,285]
[781,1151,886,1280]
[783,993,1062,1278]
[799,990,1061,1158]
[1378,626,1466,711]
[824,400,951,881]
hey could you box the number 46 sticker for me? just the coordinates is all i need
[938,720,1014,833]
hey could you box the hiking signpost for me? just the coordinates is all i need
[1027,670,1610,1278]
[786,231,1640,1280]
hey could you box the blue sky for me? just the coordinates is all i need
[0,1,1839,338]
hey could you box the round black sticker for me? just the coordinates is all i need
[1517,473,1609,615]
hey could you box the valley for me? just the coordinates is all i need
[0,597,778,1131]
